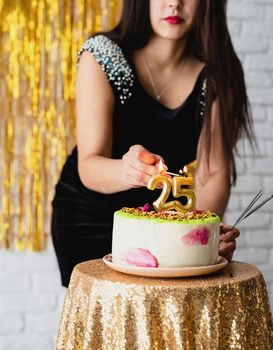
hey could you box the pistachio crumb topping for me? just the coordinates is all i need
[120,207,218,221]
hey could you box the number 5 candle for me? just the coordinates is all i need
[172,166,196,212]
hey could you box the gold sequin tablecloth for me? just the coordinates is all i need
[56,260,273,350]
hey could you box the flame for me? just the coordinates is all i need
[179,166,188,176]
[158,159,165,173]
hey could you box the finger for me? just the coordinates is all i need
[222,251,233,262]
[219,241,236,258]
[220,228,240,242]
[129,158,159,177]
[134,147,158,165]
[127,169,156,187]
[219,223,233,233]
[139,151,156,164]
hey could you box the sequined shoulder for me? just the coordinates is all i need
[200,78,207,117]
[78,35,134,104]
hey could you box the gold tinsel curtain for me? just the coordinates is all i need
[0,0,121,252]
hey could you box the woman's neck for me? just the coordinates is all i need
[139,34,188,69]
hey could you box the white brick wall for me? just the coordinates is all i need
[0,244,66,350]
[0,1,272,349]
[225,0,273,309]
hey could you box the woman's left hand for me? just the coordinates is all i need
[219,224,240,262]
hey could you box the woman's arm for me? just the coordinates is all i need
[76,52,162,194]
[195,100,239,261]
[195,99,230,218]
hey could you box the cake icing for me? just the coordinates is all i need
[112,207,220,268]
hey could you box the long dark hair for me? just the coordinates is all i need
[101,0,254,185]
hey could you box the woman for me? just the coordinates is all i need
[51,0,254,287]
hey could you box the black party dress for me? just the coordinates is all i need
[51,35,207,287]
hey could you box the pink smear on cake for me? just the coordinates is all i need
[180,227,210,245]
[192,209,205,214]
[121,248,158,267]
[138,203,153,212]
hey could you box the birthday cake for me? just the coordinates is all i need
[112,206,220,268]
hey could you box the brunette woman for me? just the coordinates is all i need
[51,0,253,287]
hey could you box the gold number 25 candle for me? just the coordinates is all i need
[147,162,196,213]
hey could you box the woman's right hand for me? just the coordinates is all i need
[121,145,167,189]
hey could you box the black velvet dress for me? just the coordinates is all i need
[51,35,207,287]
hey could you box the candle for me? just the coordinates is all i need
[147,162,196,213]
[147,174,173,211]
[172,171,196,212]
[147,160,172,211]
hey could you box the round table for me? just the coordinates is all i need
[56,259,273,350]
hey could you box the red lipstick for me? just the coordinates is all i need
[164,16,183,25]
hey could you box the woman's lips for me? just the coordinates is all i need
[164,16,183,25]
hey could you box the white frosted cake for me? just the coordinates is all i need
[112,207,220,268]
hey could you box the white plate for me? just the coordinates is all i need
[103,254,228,278]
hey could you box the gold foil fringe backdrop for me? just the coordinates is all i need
[0,0,122,251]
